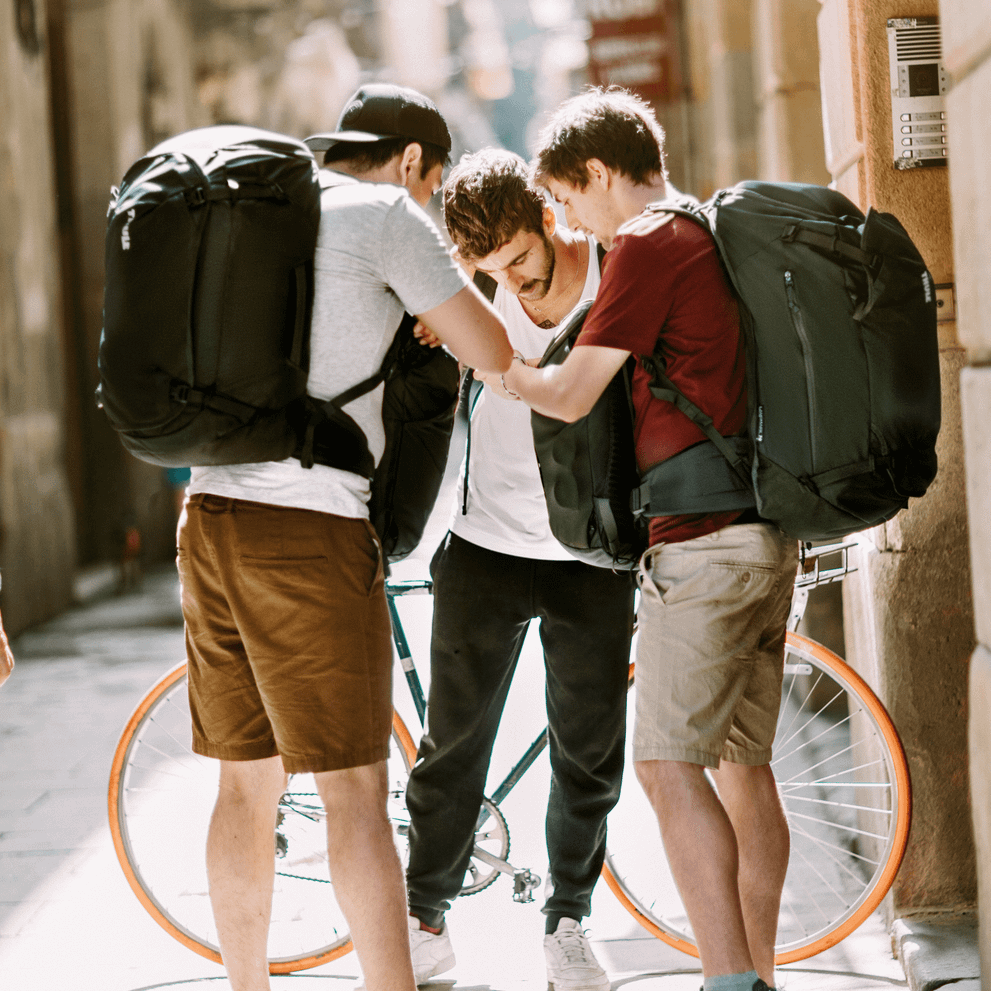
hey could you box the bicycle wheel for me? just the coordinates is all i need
[108,662,418,973]
[602,631,911,964]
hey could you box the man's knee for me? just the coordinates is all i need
[634,758,704,809]
[217,756,288,806]
[315,760,389,819]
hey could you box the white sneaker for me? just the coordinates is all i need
[409,915,456,985]
[544,918,610,991]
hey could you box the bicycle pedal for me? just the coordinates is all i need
[512,869,541,902]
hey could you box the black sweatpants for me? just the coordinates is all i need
[405,533,635,926]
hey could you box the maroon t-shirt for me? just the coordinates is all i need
[575,210,747,546]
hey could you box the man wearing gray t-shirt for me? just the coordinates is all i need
[179,85,512,991]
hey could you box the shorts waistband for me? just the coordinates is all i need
[187,493,284,513]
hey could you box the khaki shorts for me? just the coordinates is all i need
[633,522,799,768]
[178,494,393,774]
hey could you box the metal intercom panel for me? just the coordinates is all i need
[887,17,948,169]
[888,17,948,169]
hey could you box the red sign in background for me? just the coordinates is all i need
[584,0,681,105]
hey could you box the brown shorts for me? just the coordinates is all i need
[177,494,393,774]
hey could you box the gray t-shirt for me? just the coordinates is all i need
[187,173,468,518]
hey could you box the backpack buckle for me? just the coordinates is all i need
[170,382,191,404]
[184,186,207,207]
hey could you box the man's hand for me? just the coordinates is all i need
[473,366,517,401]
[492,342,631,422]
[412,321,443,349]
[474,352,534,400]
[0,612,14,689]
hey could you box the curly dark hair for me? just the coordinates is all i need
[323,136,449,178]
[442,148,548,261]
[532,86,667,191]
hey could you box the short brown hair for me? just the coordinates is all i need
[442,148,547,261]
[532,86,667,191]
[323,137,449,178]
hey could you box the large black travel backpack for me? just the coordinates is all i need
[634,181,941,541]
[97,125,323,467]
[530,181,941,567]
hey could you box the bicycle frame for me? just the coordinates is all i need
[388,539,857,795]
[383,541,860,901]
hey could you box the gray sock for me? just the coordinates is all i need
[704,970,762,991]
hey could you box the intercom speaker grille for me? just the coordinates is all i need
[894,25,940,63]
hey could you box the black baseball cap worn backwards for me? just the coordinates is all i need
[305,83,451,154]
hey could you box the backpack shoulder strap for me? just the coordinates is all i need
[458,270,495,515]
[296,315,407,470]
[638,192,749,484]
[639,354,750,484]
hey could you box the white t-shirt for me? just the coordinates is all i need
[188,173,468,519]
[450,236,601,559]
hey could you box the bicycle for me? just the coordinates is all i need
[108,539,910,974]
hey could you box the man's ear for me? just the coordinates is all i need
[399,142,424,184]
[541,203,558,238]
[586,159,611,189]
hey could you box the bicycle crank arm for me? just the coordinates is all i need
[469,847,541,903]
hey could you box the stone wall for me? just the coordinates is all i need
[817,0,977,921]
[938,0,991,976]
[0,0,77,631]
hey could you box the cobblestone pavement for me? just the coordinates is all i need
[0,547,908,991]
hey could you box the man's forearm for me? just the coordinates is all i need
[498,343,632,422]
[500,360,586,421]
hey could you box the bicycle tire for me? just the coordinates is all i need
[602,631,911,964]
[108,661,418,974]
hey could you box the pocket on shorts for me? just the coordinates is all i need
[357,519,385,597]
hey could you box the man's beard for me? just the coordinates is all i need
[519,233,556,300]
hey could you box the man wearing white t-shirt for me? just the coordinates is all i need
[404,149,635,991]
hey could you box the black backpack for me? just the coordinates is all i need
[530,181,941,566]
[97,124,322,467]
[368,315,460,562]
[634,181,941,541]
[531,301,645,570]
[97,124,459,563]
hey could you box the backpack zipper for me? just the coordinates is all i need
[784,270,817,470]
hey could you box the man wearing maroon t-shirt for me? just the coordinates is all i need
[481,88,799,991]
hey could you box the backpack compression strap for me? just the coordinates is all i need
[633,354,756,518]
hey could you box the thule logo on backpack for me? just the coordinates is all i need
[121,209,136,250]
[922,271,933,304]
[756,405,764,442]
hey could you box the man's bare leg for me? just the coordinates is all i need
[206,755,288,991]
[635,759,754,980]
[711,761,789,984]
[316,760,416,991]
